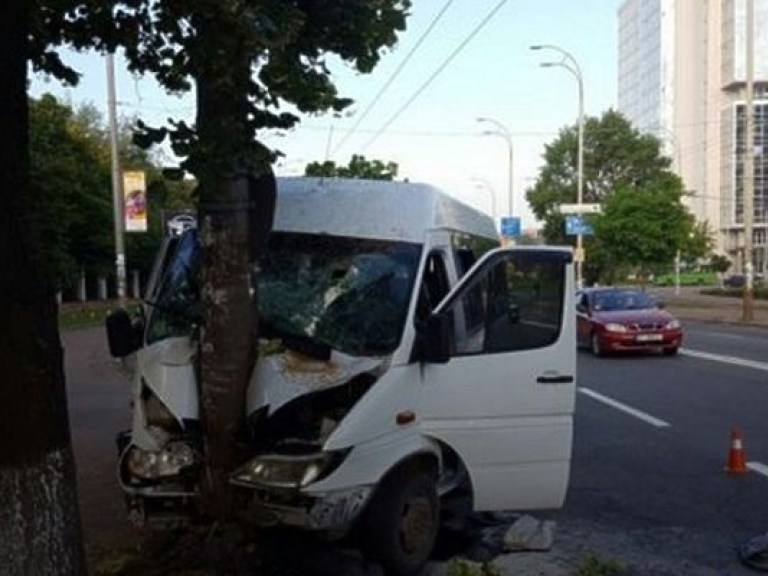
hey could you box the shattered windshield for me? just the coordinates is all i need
[146,230,421,356]
[259,233,421,357]
[146,230,201,344]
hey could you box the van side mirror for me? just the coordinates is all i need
[420,312,452,364]
[105,309,141,358]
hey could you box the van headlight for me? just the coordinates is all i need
[231,451,348,490]
[604,323,628,333]
[665,319,681,330]
[126,442,197,480]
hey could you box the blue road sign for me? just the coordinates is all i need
[500,216,522,238]
[565,215,594,236]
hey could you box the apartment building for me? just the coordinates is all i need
[618,0,768,272]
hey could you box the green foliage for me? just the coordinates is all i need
[29,93,193,292]
[305,154,399,180]
[577,554,624,576]
[709,254,732,274]
[446,558,502,576]
[33,0,410,179]
[653,272,717,286]
[592,177,692,281]
[526,109,712,284]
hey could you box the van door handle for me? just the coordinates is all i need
[536,374,574,384]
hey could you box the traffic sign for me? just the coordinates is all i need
[565,215,594,236]
[500,216,521,238]
[558,203,601,214]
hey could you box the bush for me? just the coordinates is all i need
[653,272,717,286]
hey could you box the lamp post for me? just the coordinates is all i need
[531,44,585,289]
[471,176,497,221]
[477,117,514,218]
[106,53,127,304]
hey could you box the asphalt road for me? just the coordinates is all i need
[562,330,768,575]
[64,324,768,574]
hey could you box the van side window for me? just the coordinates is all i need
[415,253,450,325]
[444,252,566,355]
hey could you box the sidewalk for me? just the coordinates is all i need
[646,286,768,328]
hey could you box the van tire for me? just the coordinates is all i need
[360,462,439,576]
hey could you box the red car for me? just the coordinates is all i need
[576,287,683,356]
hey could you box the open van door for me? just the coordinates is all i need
[419,247,575,511]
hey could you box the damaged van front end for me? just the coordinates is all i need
[111,217,424,535]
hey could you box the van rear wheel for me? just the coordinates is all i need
[360,463,439,576]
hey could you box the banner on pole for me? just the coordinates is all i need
[123,171,147,232]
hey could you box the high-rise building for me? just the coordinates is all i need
[618,0,768,273]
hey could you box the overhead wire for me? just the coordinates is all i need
[359,0,509,153]
[331,0,456,158]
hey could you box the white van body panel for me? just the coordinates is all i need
[323,363,422,452]
[132,337,199,449]
[273,178,497,244]
[306,428,440,494]
[419,247,576,511]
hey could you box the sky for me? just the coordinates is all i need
[30,0,625,231]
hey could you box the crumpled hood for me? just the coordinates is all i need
[246,345,388,416]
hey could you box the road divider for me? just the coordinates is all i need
[680,349,768,372]
[578,388,671,428]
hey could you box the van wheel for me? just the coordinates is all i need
[360,463,439,576]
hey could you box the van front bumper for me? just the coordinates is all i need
[234,484,372,533]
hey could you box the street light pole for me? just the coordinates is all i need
[531,44,585,289]
[106,53,127,304]
[743,0,755,321]
[471,176,497,221]
[477,117,514,217]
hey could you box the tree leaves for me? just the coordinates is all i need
[526,109,712,283]
[304,154,399,180]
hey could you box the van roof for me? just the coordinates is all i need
[275,177,498,243]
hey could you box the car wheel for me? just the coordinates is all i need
[591,333,604,357]
[663,346,679,356]
[360,462,439,576]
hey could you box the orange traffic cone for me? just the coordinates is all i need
[725,427,750,474]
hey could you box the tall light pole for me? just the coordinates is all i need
[531,44,585,289]
[471,176,497,221]
[477,117,514,218]
[743,0,755,321]
[107,53,127,303]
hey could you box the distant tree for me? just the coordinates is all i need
[29,93,192,295]
[526,109,709,283]
[305,154,399,180]
[591,175,702,282]
[709,254,732,275]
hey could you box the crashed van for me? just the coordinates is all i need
[106,177,576,575]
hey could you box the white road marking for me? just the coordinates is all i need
[686,331,750,341]
[680,349,768,373]
[747,462,768,479]
[578,388,671,428]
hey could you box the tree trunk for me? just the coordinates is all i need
[0,0,86,574]
[193,11,275,519]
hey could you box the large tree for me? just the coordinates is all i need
[526,109,710,283]
[1,2,87,574]
[3,2,410,572]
